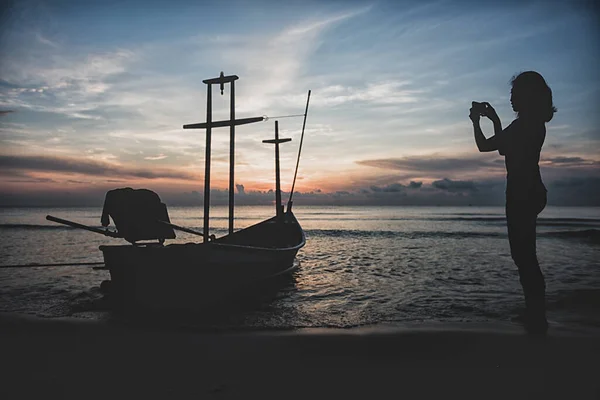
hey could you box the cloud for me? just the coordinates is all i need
[432,178,478,192]
[356,155,504,173]
[542,156,599,166]
[3,49,136,94]
[288,6,373,36]
[0,155,196,180]
[547,177,600,206]
[1,174,597,207]
[35,32,59,48]
[369,181,423,192]
[370,183,404,192]
[0,27,139,122]
[309,82,423,107]
[551,176,600,188]
[0,169,57,183]
[0,110,15,116]
[212,5,372,113]
[144,154,168,161]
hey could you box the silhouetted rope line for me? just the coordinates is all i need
[288,91,311,205]
[265,113,306,120]
[0,261,105,269]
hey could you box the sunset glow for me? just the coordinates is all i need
[1,0,598,206]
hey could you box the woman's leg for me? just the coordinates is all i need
[506,198,547,332]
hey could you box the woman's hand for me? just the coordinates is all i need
[482,102,500,124]
[469,106,480,123]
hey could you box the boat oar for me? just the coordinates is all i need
[0,261,104,269]
[157,220,204,237]
[46,215,120,238]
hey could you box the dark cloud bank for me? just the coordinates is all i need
[2,177,599,207]
[0,154,196,180]
[0,155,599,207]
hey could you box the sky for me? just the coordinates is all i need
[0,0,599,206]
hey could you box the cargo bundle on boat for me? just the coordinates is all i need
[47,72,311,310]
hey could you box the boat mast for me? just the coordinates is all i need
[263,121,291,218]
[229,76,236,235]
[183,73,305,238]
[206,72,238,239]
[203,82,212,242]
[185,72,255,242]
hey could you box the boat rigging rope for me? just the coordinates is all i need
[263,113,306,121]
[288,90,312,207]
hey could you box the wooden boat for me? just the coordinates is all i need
[47,72,311,311]
[99,212,305,310]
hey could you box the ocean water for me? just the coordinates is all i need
[1,205,599,331]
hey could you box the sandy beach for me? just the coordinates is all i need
[1,313,598,400]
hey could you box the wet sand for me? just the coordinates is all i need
[1,313,598,400]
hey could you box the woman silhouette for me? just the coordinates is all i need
[470,71,556,334]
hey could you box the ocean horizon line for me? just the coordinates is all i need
[1,204,599,209]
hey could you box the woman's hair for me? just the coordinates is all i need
[510,71,557,123]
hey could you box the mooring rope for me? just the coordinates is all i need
[0,261,105,269]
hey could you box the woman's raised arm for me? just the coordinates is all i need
[470,102,503,152]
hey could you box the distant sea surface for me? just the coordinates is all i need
[1,205,599,331]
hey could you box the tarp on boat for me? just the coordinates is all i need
[101,188,176,243]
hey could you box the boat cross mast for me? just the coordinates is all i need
[184,72,264,242]
[263,120,292,218]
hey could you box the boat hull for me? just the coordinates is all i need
[100,212,305,310]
